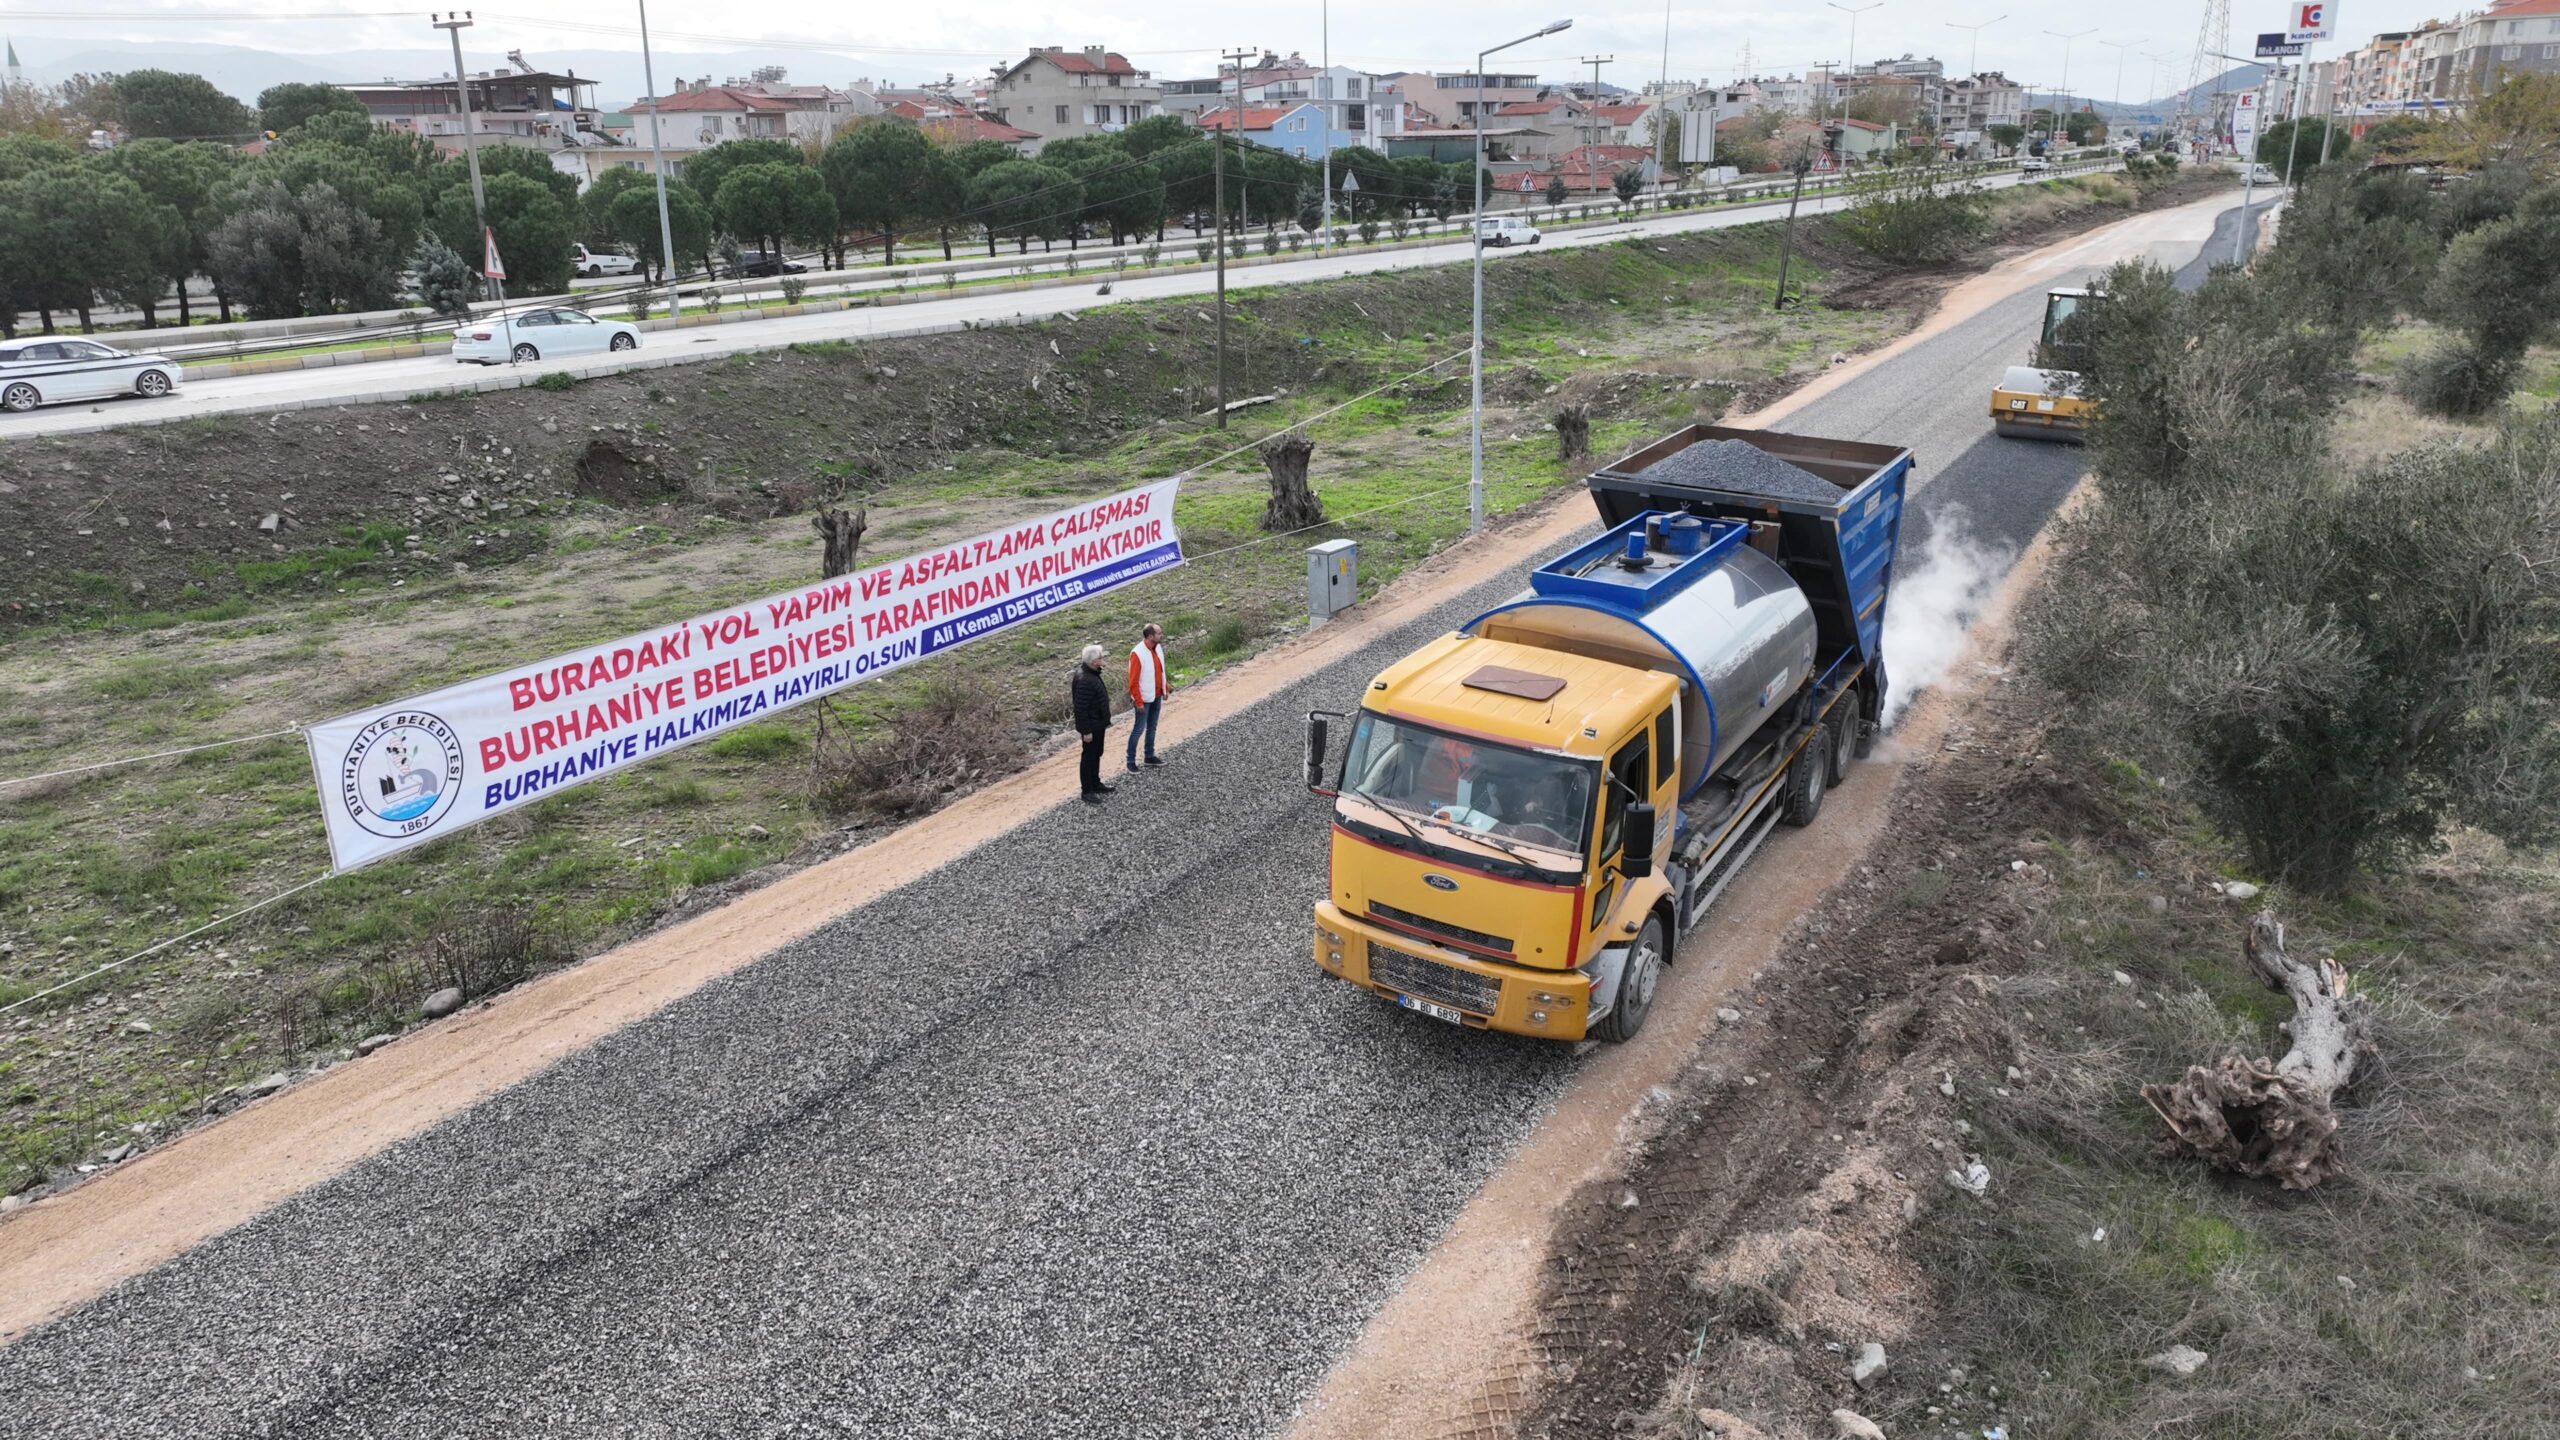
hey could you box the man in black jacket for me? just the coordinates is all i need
[1071,643,1114,803]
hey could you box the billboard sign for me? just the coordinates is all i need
[2255,32,2306,57]
[2287,1,2333,42]
[305,481,1185,871]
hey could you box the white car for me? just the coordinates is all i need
[570,244,641,278]
[2240,163,2281,184]
[1476,215,1543,247]
[0,337,182,414]
[452,307,641,366]
[2019,155,2052,173]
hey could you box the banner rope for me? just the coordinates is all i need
[0,872,334,1017]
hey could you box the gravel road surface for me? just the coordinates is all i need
[0,195,2254,1439]
[1,165,2114,440]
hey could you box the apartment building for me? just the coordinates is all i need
[987,46,1162,153]
[1380,69,1543,123]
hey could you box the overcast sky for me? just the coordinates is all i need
[4,0,2446,104]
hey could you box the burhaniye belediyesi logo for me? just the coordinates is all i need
[339,713,464,839]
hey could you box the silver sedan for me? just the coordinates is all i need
[0,337,183,413]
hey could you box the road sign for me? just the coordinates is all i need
[2255,32,2306,57]
[2287,1,2333,42]
[2232,90,2260,152]
[482,227,506,281]
[1338,170,1359,193]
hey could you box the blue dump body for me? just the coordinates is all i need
[1583,425,1910,715]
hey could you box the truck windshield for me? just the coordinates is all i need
[1337,711,1593,861]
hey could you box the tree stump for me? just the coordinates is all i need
[813,502,868,579]
[1258,433,1324,532]
[2141,912,2374,1190]
[1554,403,1592,463]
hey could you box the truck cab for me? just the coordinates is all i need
[1308,426,1910,1043]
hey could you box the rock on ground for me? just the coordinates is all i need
[1851,1341,1888,1387]
[422,987,465,1019]
[1832,1409,1888,1440]
[2143,1344,2210,1377]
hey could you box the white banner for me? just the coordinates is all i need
[305,480,1184,872]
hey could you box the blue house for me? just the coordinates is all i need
[1197,101,1332,158]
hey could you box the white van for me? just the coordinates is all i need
[1475,215,1543,247]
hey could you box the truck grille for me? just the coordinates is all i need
[1367,943,1503,1016]
[1369,902,1513,955]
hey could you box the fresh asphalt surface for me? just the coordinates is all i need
[0,197,2259,1438]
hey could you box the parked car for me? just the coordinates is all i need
[1475,215,1543,247]
[2019,155,2052,173]
[570,243,641,278]
[452,308,641,365]
[0,337,181,413]
[724,251,807,278]
[2240,162,2281,184]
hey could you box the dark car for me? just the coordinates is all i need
[725,252,808,278]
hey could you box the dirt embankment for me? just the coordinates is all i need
[1504,678,2558,1439]
[0,172,2221,629]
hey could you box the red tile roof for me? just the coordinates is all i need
[1546,143,1656,188]
[1588,102,1653,125]
[1195,105,1301,131]
[922,113,1040,145]
[1034,48,1138,76]
[632,86,796,114]
[1496,98,1583,116]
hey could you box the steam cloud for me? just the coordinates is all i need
[1879,508,2012,729]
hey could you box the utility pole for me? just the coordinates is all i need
[1214,46,1253,430]
[2102,37,2138,142]
[1578,54,1613,155]
[434,12,491,299]
[637,0,681,313]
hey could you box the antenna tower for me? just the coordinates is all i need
[2176,0,2232,139]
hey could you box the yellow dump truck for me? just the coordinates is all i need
[1304,425,1911,1042]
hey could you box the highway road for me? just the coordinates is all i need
[0,196,2259,1438]
[1,165,2115,441]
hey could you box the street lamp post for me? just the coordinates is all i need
[2101,38,2138,114]
[1944,14,2006,150]
[1470,17,1573,533]
[433,12,490,298]
[2046,27,2095,147]
[1826,1,1883,125]
[636,0,681,312]
[2208,49,2266,264]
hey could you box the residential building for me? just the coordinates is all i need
[1195,101,1331,157]
[2443,0,2560,98]
[1534,143,1662,194]
[1380,69,1543,123]
[987,46,1163,153]
[1170,54,1400,149]
[337,66,615,153]
[1588,101,1663,148]
[1941,71,2026,137]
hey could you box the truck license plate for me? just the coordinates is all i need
[1398,994,1464,1025]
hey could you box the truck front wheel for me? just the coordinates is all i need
[1595,915,1665,1042]
[1782,728,1829,827]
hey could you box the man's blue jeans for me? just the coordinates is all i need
[1126,698,1161,767]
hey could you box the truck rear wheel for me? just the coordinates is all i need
[1595,915,1665,1042]
[1828,690,1861,786]
[1781,728,1828,827]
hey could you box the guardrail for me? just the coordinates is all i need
[170,158,2118,382]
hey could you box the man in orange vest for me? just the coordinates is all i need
[1125,622,1169,772]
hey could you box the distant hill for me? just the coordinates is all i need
[3,37,911,109]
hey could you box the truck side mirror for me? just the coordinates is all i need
[1620,802,1656,879]
[1305,713,1338,797]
